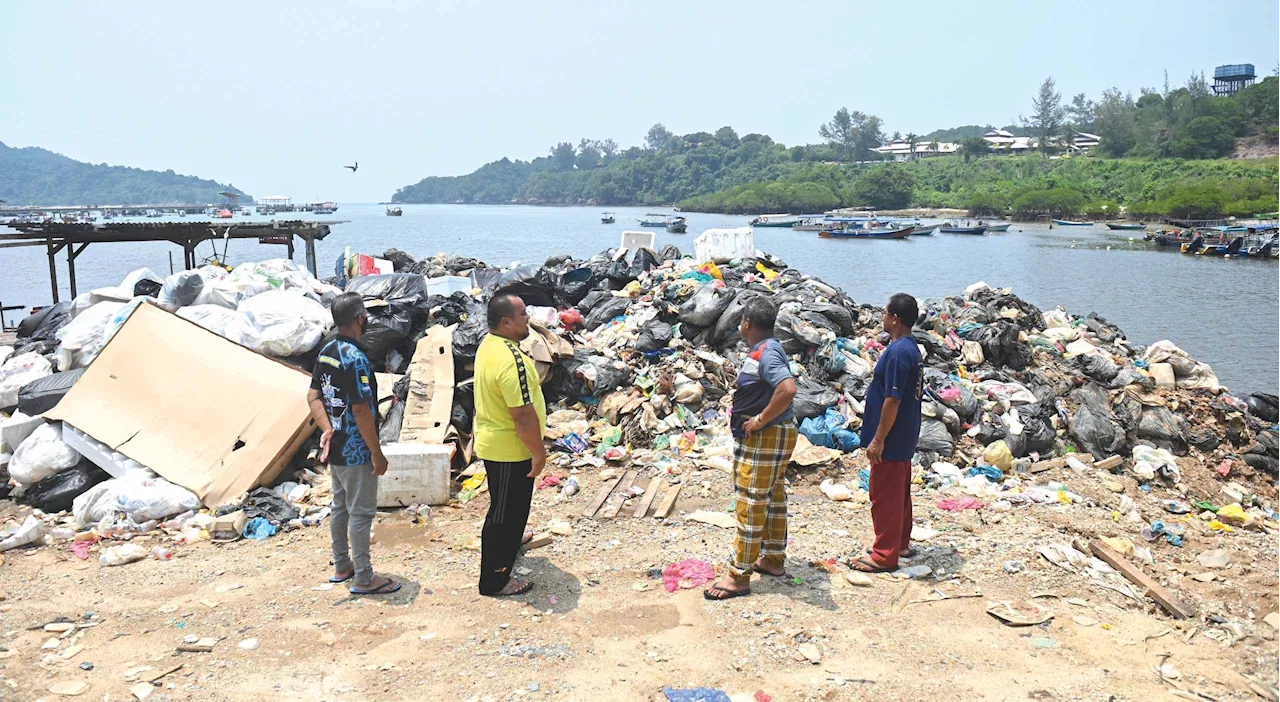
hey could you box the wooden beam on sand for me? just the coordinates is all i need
[1076,538,1195,619]
[633,476,663,518]
[600,470,637,518]
[654,483,683,519]
[582,474,624,518]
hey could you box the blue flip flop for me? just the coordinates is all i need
[329,572,354,584]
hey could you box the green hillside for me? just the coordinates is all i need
[0,141,250,206]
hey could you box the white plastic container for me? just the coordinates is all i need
[619,230,656,253]
[424,275,473,297]
[377,443,452,506]
[694,227,756,263]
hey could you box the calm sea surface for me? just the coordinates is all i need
[1,204,1276,395]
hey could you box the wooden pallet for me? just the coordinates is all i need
[583,473,681,519]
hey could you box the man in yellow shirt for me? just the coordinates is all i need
[473,293,547,597]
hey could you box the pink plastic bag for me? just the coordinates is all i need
[939,386,962,403]
[661,558,715,592]
[938,497,984,511]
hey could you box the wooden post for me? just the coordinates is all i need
[45,238,60,303]
[66,242,87,298]
[301,231,318,277]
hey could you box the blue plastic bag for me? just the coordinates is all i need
[967,465,1004,483]
[799,407,850,449]
[664,688,731,702]
[243,517,278,541]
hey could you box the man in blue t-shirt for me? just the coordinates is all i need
[706,297,798,601]
[850,293,924,573]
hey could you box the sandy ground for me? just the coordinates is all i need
[2,456,1277,702]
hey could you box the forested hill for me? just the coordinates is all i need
[0,142,250,206]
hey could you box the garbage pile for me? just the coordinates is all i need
[1,240,1277,565]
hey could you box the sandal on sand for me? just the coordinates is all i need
[486,578,533,598]
[329,571,354,584]
[866,547,917,559]
[848,556,895,573]
[350,577,402,595]
[704,584,751,601]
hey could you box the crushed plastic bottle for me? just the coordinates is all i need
[151,546,173,561]
[561,476,580,497]
[99,543,148,567]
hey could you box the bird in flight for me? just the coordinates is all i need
[344,162,359,173]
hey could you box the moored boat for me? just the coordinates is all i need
[665,215,688,234]
[386,207,402,216]
[819,225,914,239]
[909,223,940,236]
[638,213,668,227]
[1105,222,1146,230]
[1052,219,1095,226]
[940,223,988,235]
[793,216,832,231]
[601,212,615,224]
[749,214,799,228]
[985,222,1011,232]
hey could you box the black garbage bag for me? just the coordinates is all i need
[974,418,1007,445]
[491,265,559,308]
[558,267,600,305]
[636,319,672,352]
[242,487,298,524]
[1070,384,1126,457]
[774,313,809,355]
[660,244,683,261]
[575,353,632,397]
[1135,406,1184,445]
[792,376,840,421]
[630,247,660,274]
[1184,426,1221,452]
[814,340,847,381]
[22,461,110,514]
[1109,366,1154,390]
[578,290,611,315]
[913,330,956,366]
[1244,453,1279,476]
[393,373,411,402]
[452,380,475,433]
[378,400,405,444]
[346,273,430,307]
[711,290,761,348]
[382,248,419,271]
[1246,393,1279,423]
[17,369,87,415]
[17,301,71,341]
[1083,312,1126,342]
[917,418,955,457]
[923,368,979,421]
[469,267,502,291]
[585,296,631,331]
[798,311,840,337]
[968,287,1044,330]
[805,303,854,337]
[12,339,58,358]
[678,286,736,327]
[1007,402,1057,457]
[1073,354,1119,383]
[604,261,637,286]
[452,306,489,365]
[361,308,413,366]
[967,320,1031,370]
[544,254,573,268]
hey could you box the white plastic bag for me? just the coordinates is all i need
[237,290,332,356]
[0,352,53,407]
[8,422,80,485]
[1131,444,1181,483]
[0,515,45,552]
[177,304,244,342]
[56,300,126,368]
[100,543,149,567]
[72,476,203,528]
[156,270,206,311]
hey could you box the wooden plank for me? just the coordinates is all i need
[582,474,623,518]
[600,470,637,518]
[1076,539,1195,619]
[633,476,663,518]
[653,483,683,519]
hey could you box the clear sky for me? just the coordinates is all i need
[2,0,1276,202]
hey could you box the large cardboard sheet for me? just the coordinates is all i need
[399,325,454,445]
[46,302,316,507]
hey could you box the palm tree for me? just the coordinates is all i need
[905,133,919,161]
[929,139,940,158]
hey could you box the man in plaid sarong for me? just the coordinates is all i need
[706,298,798,601]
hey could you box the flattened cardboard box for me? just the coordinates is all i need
[46,302,316,507]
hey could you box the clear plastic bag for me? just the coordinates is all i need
[72,476,203,528]
[0,352,53,407]
[237,290,332,356]
[56,300,127,368]
[8,422,81,486]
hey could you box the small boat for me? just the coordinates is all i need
[940,222,988,235]
[665,215,688,234]
[819,225,914,239]
[1241,234,1279,258]
[985,222,1011,232]
[793,216,834,231]
[749,214,798,228]
[909,223,940,236]
[145,209,163,218]
[638,213,668,227]
[1105,222,1146,230]
[386,207,403,216]
[1052,219,1095,226]
[601,212,615,224]
[214,209,233,219]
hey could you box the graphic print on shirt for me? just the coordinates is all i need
[312,339,375,467]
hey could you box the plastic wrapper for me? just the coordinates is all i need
[22,461,110,513]
[56,300,128,369]
[9,422,81,486]
[72,476,202,528]
[16,368,86,415]
[0,352,53,408]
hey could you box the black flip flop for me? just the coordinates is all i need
[866,547,917,559]
[704,584,751,601]
[350,578,403,595]
[847,556,895,574]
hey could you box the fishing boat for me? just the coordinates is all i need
[386,207,402,216]
[985,222,1011,232]
[1241,234,1279,258]
[1052,219,1095,226]
[909,223,940,236]
[665,215,688,234]
[638,214,669,227]
[214,209,233,219]
[940,222,988,235]
[793,216,832,231]
[1105,222,1146,230]
[819,224,914,239]
[145,209,163,218]
[749,214,798,228]
[601,212,615,224]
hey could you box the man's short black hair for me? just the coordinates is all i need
[742,297,777,333]
[886,293,919,327]
[487,293,521,330]
[331,292,367,327]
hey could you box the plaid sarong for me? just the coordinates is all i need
[729,421,798,577]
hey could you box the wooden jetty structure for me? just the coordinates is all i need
[0,220,344,303]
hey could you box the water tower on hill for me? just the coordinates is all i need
[1211,64,1256,96]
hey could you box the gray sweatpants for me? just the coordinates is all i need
[329,463,378,586]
